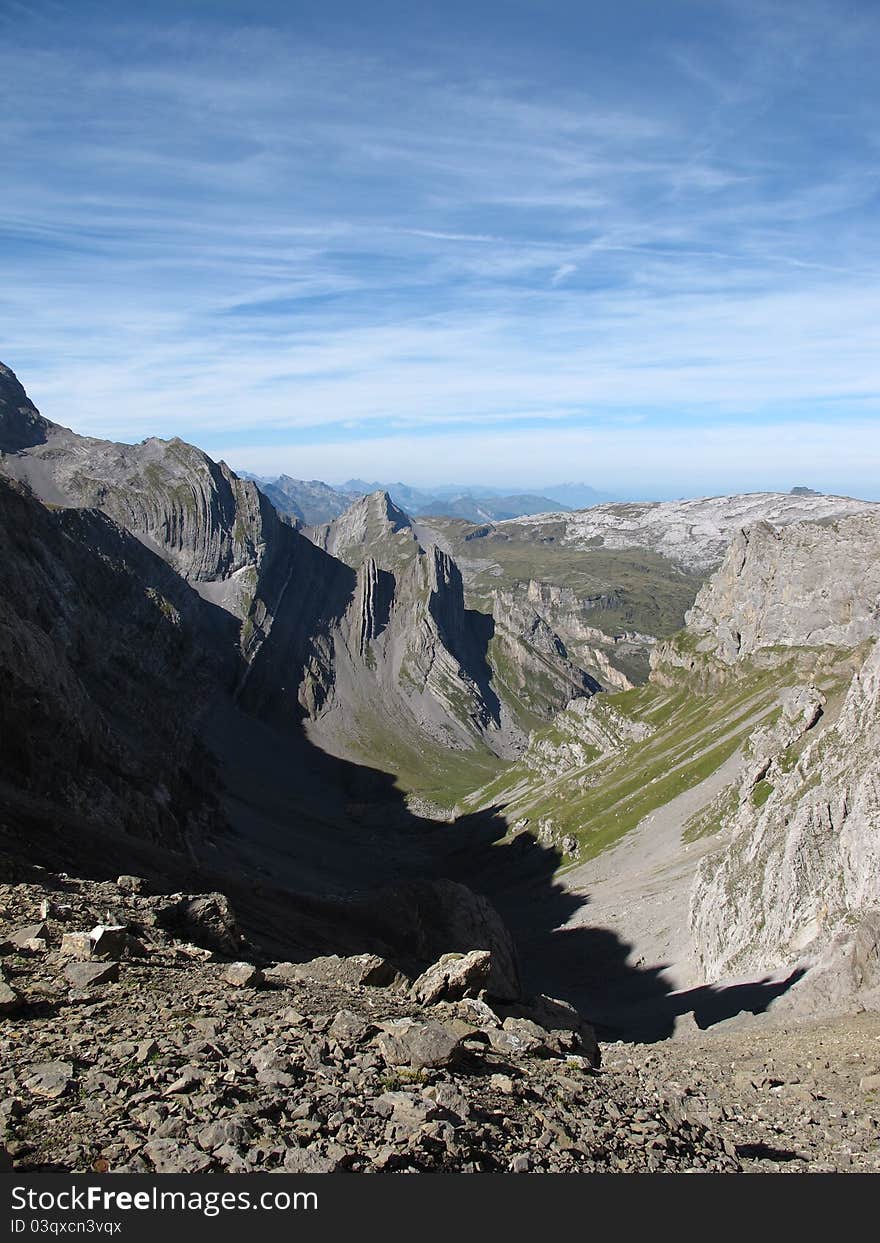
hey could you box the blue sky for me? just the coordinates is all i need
[2,0,880,497]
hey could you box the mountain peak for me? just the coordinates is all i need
[0,362,52,452]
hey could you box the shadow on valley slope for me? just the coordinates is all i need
[451,835,808,1042]
[1,682,806,1042]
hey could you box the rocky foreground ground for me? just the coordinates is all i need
[1,861,878,1176]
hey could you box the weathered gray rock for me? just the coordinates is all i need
[375,1019,462,1070]
[89,925,133,959]
[370,1091,435,1127]
[156,894,242,955]
[691,639,880,1008]
[63,961,120,990]
[116,875,145,895]
[283,1147,339,1174]
[144,1139,213,1174]
[265,954,399,989]
[681,513,880,664]
[24,1061,74,1098]
[222,962,263,988]
[6,922,49,950]
[489,1022,544,1057]
[349,879,521,1001]
[196,1120,251,1152]
[497,994,601,1066]
[328,1009,372,1043]
[59,932,93,960]
[411,950,491,1004]
[0,974,21,1014]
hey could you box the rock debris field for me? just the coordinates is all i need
[3,862,879,1175]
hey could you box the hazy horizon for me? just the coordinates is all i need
[3,1,880,498]
[235,470,875,506]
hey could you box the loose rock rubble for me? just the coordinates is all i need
[0,864,745,1174]
[602,1013,880,1173]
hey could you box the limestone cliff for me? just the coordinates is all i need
[690,639,880,1010]
[685,513,880,1010]
[683,513,880,663]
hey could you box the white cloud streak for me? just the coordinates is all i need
[0,2,878,491]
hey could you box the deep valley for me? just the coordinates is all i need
[2,360,879,1175]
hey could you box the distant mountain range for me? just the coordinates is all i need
[240,474,617,525]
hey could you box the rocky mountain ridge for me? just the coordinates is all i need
[504,493,878,572]
[251,473,583,526]
[0,365,556,782]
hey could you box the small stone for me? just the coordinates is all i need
[425,1083,471,1120]
[222,962,263,988]
[24,1061,74,1099]
[89,925,141,959]
[165,1067,204,1094]
[489,1023,543,1057]
[60,932,93,960]
[116,875,145,895]
[7,923,49,950]
[510,1153,531,1173]
[0,978,21,1014]
[63,961,120,990]
[490,1073,516,1094]
[144,1139,213,1174]
[371,1092,434,1128]
[283,1147,338,1174]
[859,1075,880,1093]
[375,1019,461,1070]
[196,1120,249,1152]
[136,1039,159,1064]
[329,1009,372,1044]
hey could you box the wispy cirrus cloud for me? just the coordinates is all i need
[1,0,879,494]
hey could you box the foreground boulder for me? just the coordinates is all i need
[411,950,491,1004]
[264,953,401,989]
[375,1019,462,1070]
[154,893,242,955]
[222,962,264,989]
[346,879,521,1001]
[63,961,120,991]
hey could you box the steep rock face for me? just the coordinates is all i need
[0,475,230,853]
[0,365,336,660]
[678,512,880,1010]
[519,694,654,782]
[683,514,880,663]
[298,540,518,759]
[0,362,50,451]
[310,490,419,570]
[690,639,880,1009]
[488,589,603,730]
[492,582,637,694]
[313,494,610,750]
[2,423,275,623]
